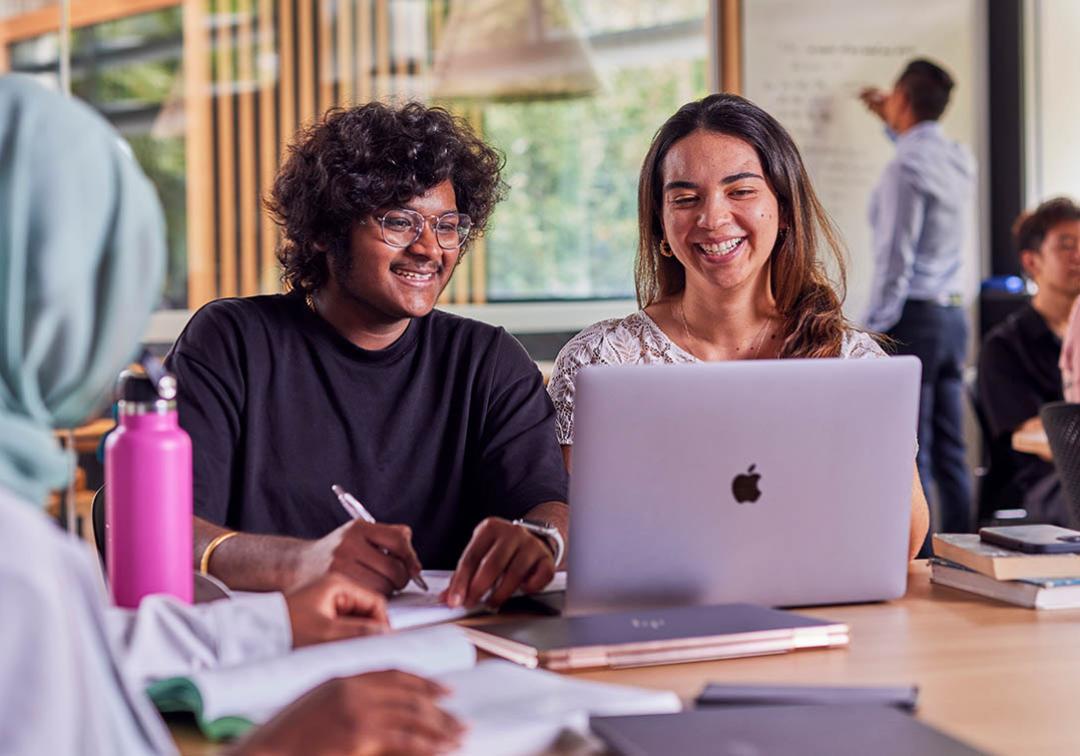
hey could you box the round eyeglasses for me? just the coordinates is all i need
[372,208,472,250]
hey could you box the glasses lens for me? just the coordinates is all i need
[381,210,420,247]
[436,213,471,249]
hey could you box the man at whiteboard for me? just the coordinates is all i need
[860,58,976,544]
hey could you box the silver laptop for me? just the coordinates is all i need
[565,356,920,614]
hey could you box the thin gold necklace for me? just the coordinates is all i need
[678,301,772,361]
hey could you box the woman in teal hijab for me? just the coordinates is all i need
[0,76,462,756]
[0,73,165,506]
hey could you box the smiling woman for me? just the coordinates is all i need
[547,93,930,560]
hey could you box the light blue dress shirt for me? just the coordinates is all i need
[865,121,976,332]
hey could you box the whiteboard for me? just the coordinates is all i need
[1026,0,1080,205]
[743,0,987,322]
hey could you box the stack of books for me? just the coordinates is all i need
[930,534,1080,609]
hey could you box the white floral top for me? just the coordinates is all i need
[547,310,886,445]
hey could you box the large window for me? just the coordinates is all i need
[7,6,186,306]
[484,1,709,300]
[0,1,711,313]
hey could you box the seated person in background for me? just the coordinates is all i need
[979,197,1080,524]
[0,75,461,756]
[167,102,568,609]
[547,93,929,560]
[1060,294,1080,403]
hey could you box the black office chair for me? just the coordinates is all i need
[91,485,228,601]
[1039,401,1080,529]
[966,367,1027,525]
[92,485,107,571]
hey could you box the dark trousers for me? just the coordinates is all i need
[886,300,973,536]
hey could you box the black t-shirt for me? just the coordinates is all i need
[166,292,568,568]
[977,304,1062,518]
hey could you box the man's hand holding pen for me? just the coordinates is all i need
[286,518,424,596]
[284,486,563,610]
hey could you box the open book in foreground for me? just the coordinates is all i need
[148,624,679,752]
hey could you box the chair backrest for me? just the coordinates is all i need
[966,366,1025,524]
[1039,402,1080,528]
[92,485,106,571]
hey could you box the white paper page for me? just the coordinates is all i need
[389,570,567,630]
[192,624,475,724]
[437,660,681,755]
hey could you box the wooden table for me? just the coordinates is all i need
[1012,427,1052,459]
[174,563,1080,755]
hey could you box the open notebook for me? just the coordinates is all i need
[388,569,566,629]
[148,625,679,751]
[149,625,474,739]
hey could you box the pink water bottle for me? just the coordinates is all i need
[104,365,193,607]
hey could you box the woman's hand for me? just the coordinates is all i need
[234,670,465,755]
[284,573,389,648]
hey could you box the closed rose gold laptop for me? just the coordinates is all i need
[465,603,849,671]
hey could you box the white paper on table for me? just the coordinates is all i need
[388,570,566,630]
[190,624,475,725]
[436,660,682,755]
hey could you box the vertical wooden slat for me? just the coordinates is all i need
[449,105,469,304]
[278,0,296,147]
[719,0,742,94]
[298,0,315,124]
[431,0,444,50]
[318,0,334,113]
[258,0,278,292]
[374,0,389,99]
[237,0,259,296]
[426,0,444,115]
[468,103,486,303]
[215,0,238,298]
[390,0,406,95]
[469,237,486,304]
[183,0,216,307]
[451,242,469,304]
[356,0,372,103]
[337,0,353,103]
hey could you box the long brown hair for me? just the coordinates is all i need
[636,93,851,358]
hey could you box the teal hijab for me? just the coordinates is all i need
[0,75,166,506]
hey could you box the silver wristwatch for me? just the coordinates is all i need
[512,518,565,567]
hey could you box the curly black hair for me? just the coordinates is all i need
[268,101,506,295]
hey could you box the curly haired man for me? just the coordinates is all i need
[167,103,568,609]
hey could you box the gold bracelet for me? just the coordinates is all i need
[200,531,239,576]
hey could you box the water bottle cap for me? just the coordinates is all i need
[117,369,163,403]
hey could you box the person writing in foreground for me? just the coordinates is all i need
[0,75,461,756]
[167,102,568,609]
[547,93,929,560]
[979,198,1080,525]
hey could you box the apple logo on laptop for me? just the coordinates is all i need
[732,464,762,504]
